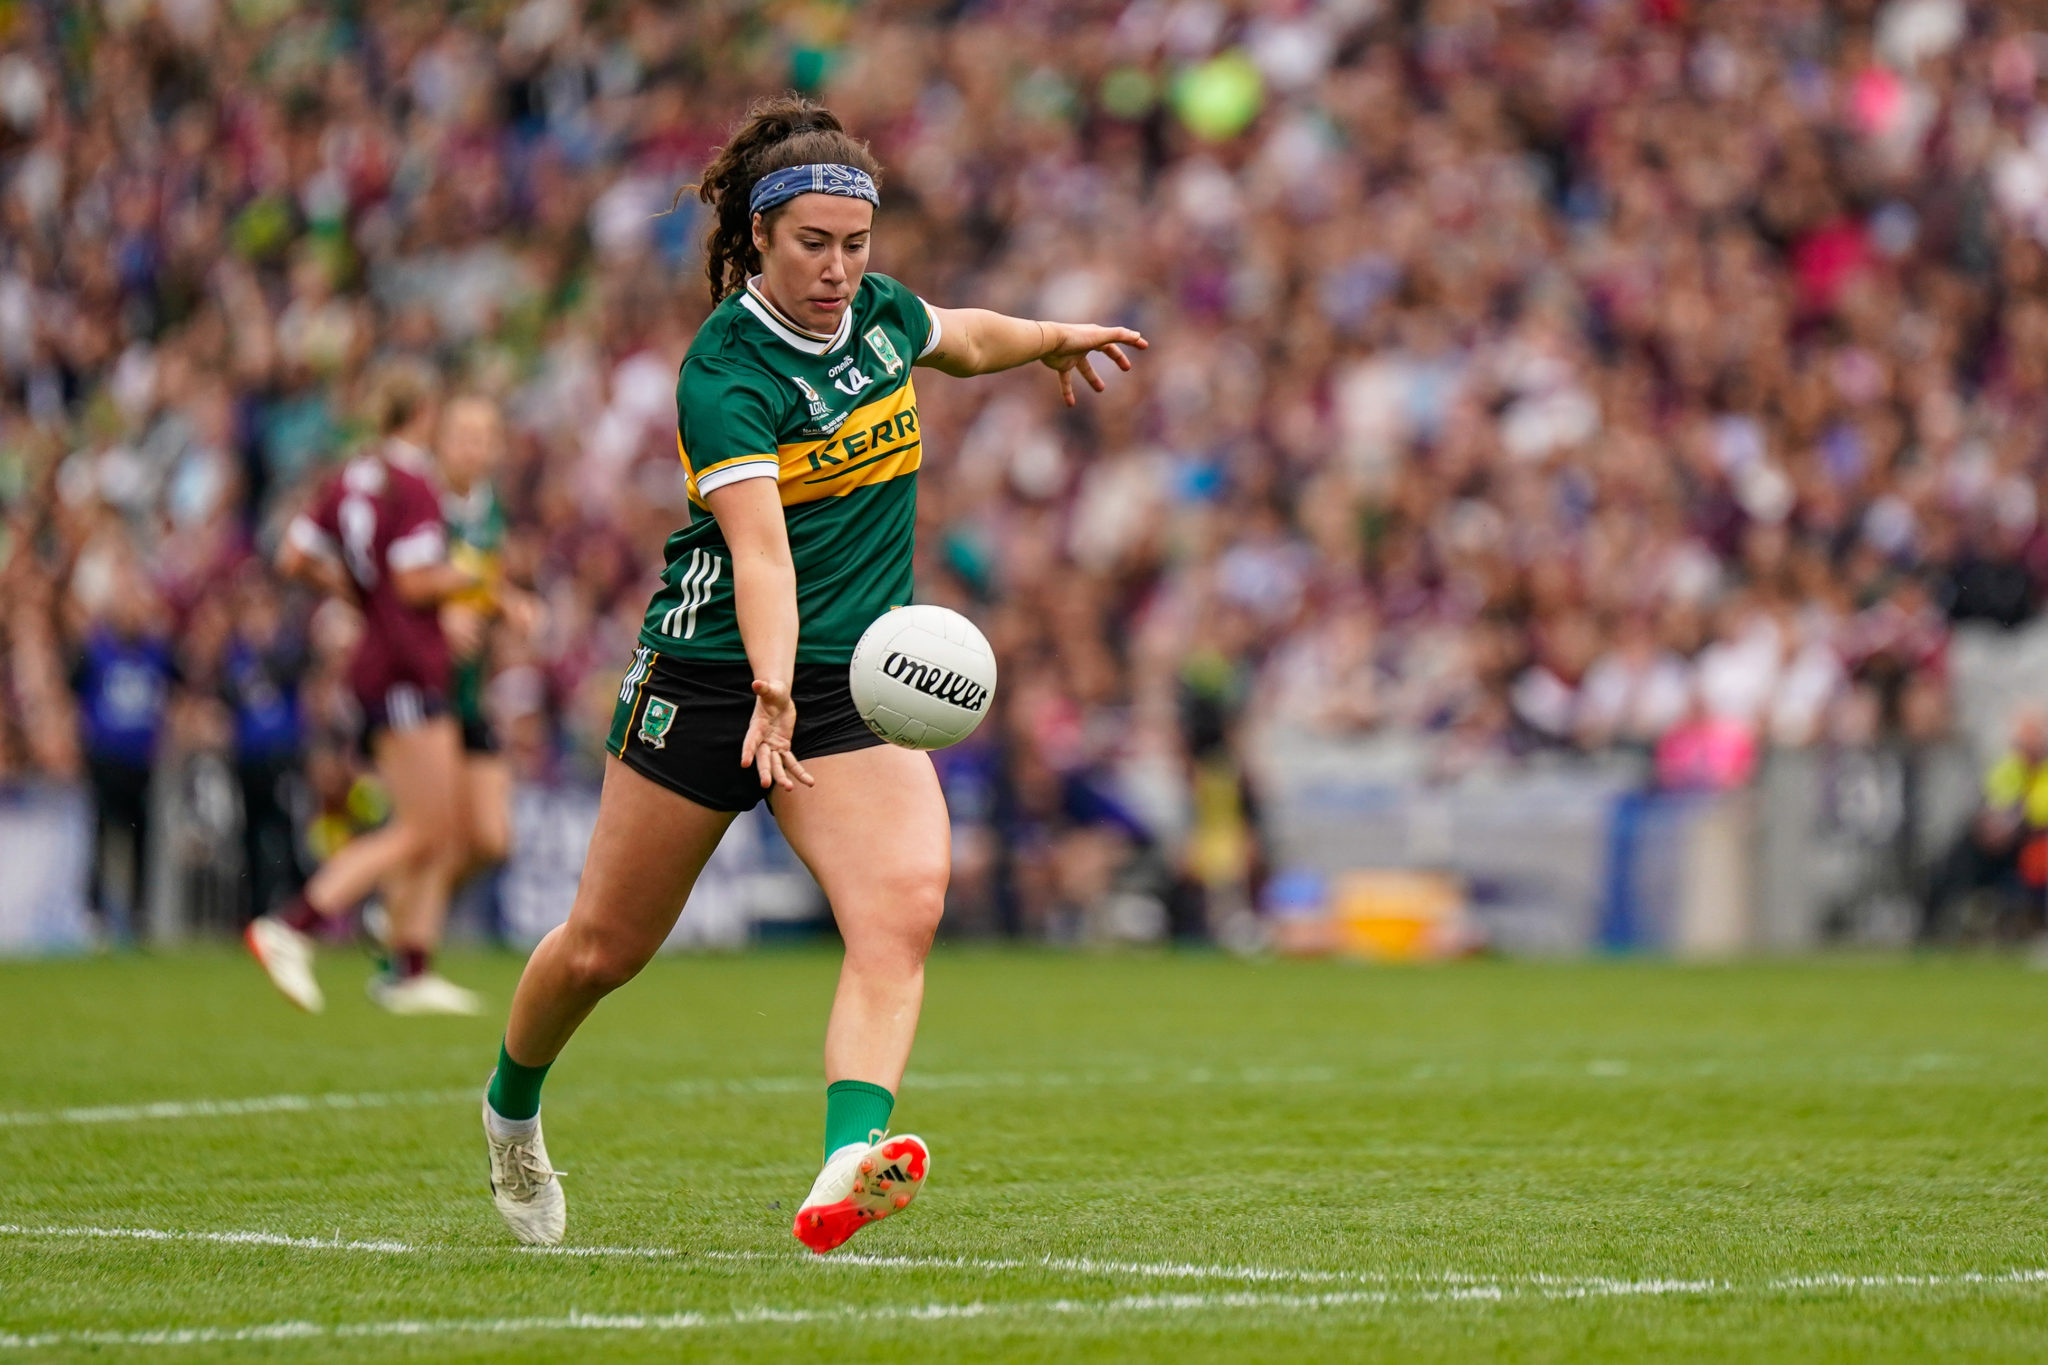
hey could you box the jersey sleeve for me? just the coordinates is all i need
[284,474,343,560]
[383,473,448,573]
[868,273,941,359]
[677,357,785,497]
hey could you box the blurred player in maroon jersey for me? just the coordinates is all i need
[245,363,484,1016]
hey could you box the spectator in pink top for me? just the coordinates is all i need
[1655,694,1760,794]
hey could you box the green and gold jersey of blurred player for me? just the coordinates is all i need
[442,479,506,732]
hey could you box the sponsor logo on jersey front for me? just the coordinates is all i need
[780,383,925,502]
[639,695,678,749]
[883,650,990,713]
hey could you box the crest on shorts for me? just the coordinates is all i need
[864,326,903,376]
[639,696,678,749]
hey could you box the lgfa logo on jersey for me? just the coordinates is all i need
[864,326,904,376]
[791,375,831,421]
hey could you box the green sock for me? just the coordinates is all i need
[823,1079,894,1160]
[486,1039,551,1122]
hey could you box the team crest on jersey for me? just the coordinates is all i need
[639,696,678,749]
[864,326,904,376]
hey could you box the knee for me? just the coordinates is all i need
[398,828,467,885]
[559,926,649,996]
[415,804,463,855]
[471,819,511,869]
[847,868,948,966]
[380,821,433,870]
[393,809,466,873]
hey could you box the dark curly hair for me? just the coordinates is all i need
[688,95,882,303]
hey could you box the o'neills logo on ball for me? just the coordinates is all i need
[883,651,990,712]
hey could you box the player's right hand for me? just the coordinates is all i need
[741,678,815,791]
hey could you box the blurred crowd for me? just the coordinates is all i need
[6,0,2048,936]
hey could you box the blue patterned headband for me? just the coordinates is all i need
[748,163,880,217]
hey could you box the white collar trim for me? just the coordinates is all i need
[740,278,854,355]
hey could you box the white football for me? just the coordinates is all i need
[849,605,998,750]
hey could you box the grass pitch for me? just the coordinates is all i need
[2,947,2046,1362]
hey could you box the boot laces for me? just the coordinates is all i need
[498,1137,563,1198]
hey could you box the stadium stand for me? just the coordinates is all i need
[2,0,2046,945]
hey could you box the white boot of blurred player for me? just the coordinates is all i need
[244,917,324,1013]
[368,971,482,1016]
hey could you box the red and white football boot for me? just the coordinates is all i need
[791,1132,931,1254]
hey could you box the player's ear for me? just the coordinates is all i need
[751,211,770,256]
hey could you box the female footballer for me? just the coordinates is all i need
[479,96,1144,1253]
[436,393,534,887]
[251,363,484,1016]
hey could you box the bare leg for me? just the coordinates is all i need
[369,717,469,956]
[503,757,732,1066]
[302,825,417,918]
[770,745,950,1092]
[463,753,514,876]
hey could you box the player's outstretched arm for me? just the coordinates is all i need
[704,476,814,793]
[922,308,1147,406]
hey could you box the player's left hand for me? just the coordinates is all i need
[1039,323,1148,406]
[441,603,487,658]
[499,586,546,638]
[741,677,816,791]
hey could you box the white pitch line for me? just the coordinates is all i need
[0,1088,474,1129]
[0,1054,1975,1132]
[0,1067,1347,1131]
[11,1270,2048,1353]
[708,1248,1357,1284]
[9,1225,1306,1278]
[0,1224,676,1260]
[11,1225,2048,1302]
[0,1289,1793,1353]
[0,1224,416,1255]
[729,1250,2048,1300]
[1771,1269,2048,1290]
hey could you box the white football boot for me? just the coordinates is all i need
[482,1094,566,1245]
[244,917,324,1013]
[367,971,483,1016]
[792,1132,931,1254]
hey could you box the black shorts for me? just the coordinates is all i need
[606,647,883,812]
[460,714,498,755]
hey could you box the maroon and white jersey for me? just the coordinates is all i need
[287,443,452,705]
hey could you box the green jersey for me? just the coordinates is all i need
[639,271,938,664]
[443,479,505,726]
[444,480,506,578]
